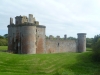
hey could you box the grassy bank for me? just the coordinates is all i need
[0,46,100,75]
[0,46,8,51]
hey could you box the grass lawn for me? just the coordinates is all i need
[0,46,100,75]
[0,46,8,51]
[86,48,92,51]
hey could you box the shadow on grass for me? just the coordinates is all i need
[0,50,7,52]
[59,52,100,75]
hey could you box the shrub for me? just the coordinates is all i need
[86,43,92,48]
[86,38,93,48]
[0,39,8,46]
[92,35,100,61]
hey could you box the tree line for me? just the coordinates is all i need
[0,34,97,48]
[0,34,8,46]
[92,34,100,62]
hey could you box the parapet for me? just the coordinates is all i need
[36,25,46,28]
[77,33,86,35]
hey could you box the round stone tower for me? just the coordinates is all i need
[36,25,46,54]
[77,33,86,52]
[21,24,36,54]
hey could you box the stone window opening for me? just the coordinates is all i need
[58,43,59,46]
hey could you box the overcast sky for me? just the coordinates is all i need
[0,0,100,38]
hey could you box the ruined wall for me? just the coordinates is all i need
[36,25,46,54]
[21,16,28,24]
[15,16,28,25]
[15,16,22,24]
[46,39,77,53]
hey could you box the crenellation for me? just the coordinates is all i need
[35,21,39,25]
[10,17,13,25]
[49,35,54,40]
[56,36,60,40]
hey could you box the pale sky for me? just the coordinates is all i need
[0,0,100,38]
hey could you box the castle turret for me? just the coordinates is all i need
[64,34,67,40]
[36,25,46,54]
[21,25,36,54]
[77,33,86,52]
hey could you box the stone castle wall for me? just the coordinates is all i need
[46,39,77,53]
[8,14,86,54]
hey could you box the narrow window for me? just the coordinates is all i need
[58,43,59,46]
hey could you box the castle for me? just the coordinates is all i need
[7,14,86,54]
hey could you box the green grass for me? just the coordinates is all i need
[86,48,92,51]
[0,46,8,50]
[0,46,100,75]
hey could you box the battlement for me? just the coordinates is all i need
[47,35,67,40]
[9,14,39,25]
